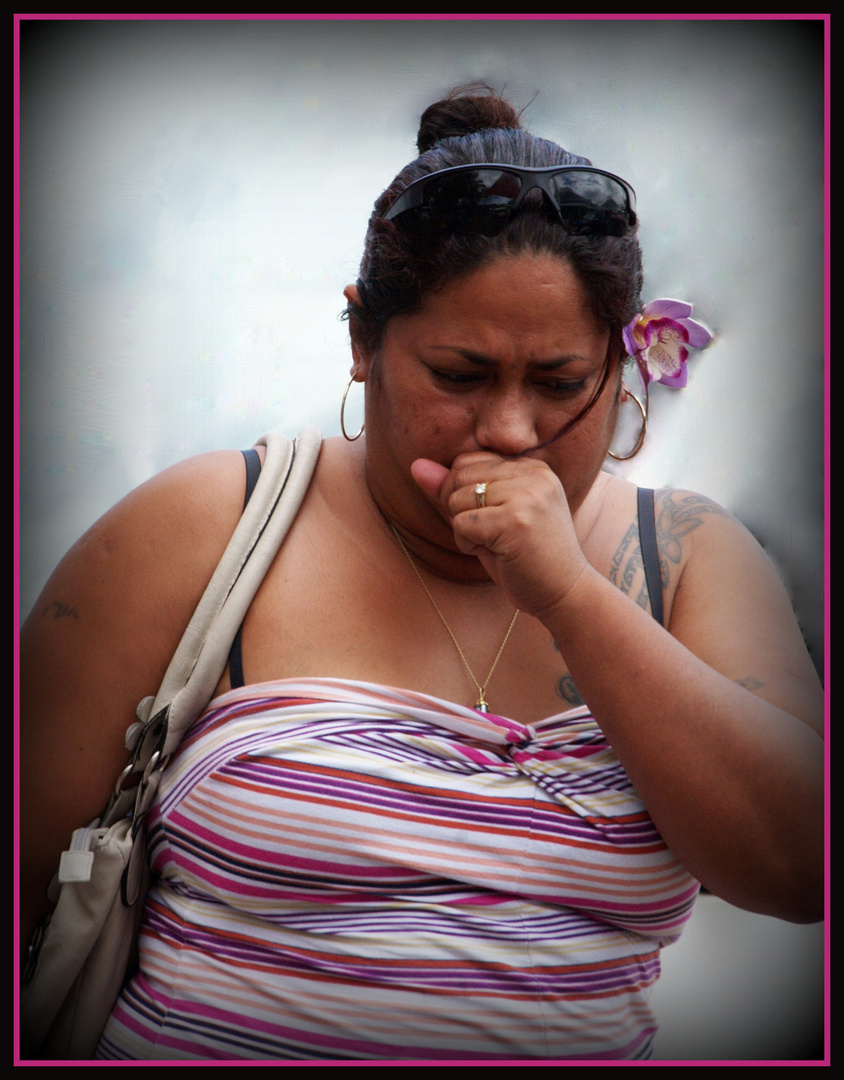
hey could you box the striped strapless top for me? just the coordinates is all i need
[97,679,698,1061]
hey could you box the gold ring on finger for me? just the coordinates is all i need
[474,482,487,509]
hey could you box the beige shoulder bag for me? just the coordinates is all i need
[21,428,322,1060]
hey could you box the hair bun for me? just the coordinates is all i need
[416,84,523,154]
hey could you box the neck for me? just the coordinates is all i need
[389,520,497,585]
[354,453,496,586]
[341,436,607,587]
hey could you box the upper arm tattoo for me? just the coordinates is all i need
[609,490,731,613]
[40,600,80,621]
[608,522,650,611]
[654,491,731,575]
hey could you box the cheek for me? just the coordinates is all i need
[594,368,625,432]
[605,391,624,434]
[368,375,463,449]
[408,399,475,449]
[551,398,621,486]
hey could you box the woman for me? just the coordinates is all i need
[21,88,823,1060]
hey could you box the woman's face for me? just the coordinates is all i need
[348,252,621,547]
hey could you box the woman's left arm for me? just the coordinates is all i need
[417,456,824,923]
[544,498,824,923]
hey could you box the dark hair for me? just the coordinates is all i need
[346,86,643,443]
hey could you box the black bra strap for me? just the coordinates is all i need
[242,448,261,509]
[228,449,262,690]
[637,487,664,628]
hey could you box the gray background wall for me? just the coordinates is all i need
[18,16,826,1060]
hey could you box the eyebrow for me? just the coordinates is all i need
[428,346,589,369]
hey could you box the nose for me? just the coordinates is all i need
[474,387,540,457]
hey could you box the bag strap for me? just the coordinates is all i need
[104,427,321,825]
[637,487,664,628]
[155,426,321,750]
[228,449,263,690]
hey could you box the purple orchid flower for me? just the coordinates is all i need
[623,299,713,388]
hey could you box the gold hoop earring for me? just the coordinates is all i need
[340,376,365,441]
[608,388,647,461]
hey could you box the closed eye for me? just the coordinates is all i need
[430,369,486,387]
[538,378,588,397]
[431,369,590,397]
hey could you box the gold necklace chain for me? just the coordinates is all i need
[390,524,519,713]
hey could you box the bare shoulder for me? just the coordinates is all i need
[657,487,823,732]
[600,480,762,611]
[654,486,737,549]
[651,486,739,601]
[22,449,249,668]
[597,480,732,619]
[20,449,251,934]
[654,484,784,601]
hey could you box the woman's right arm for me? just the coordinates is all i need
[20,450,249,950]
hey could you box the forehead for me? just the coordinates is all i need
[394,253,608,354]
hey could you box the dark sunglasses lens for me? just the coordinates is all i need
[548,172,633,236]
[392,168,634,237]
[418,169,522,235]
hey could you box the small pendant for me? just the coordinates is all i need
[475,700,488,713]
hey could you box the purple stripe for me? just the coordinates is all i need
[213,758,663,846]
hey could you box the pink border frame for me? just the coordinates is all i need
[13,12,831,1067]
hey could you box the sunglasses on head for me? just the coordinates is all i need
[383,164,637,238]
